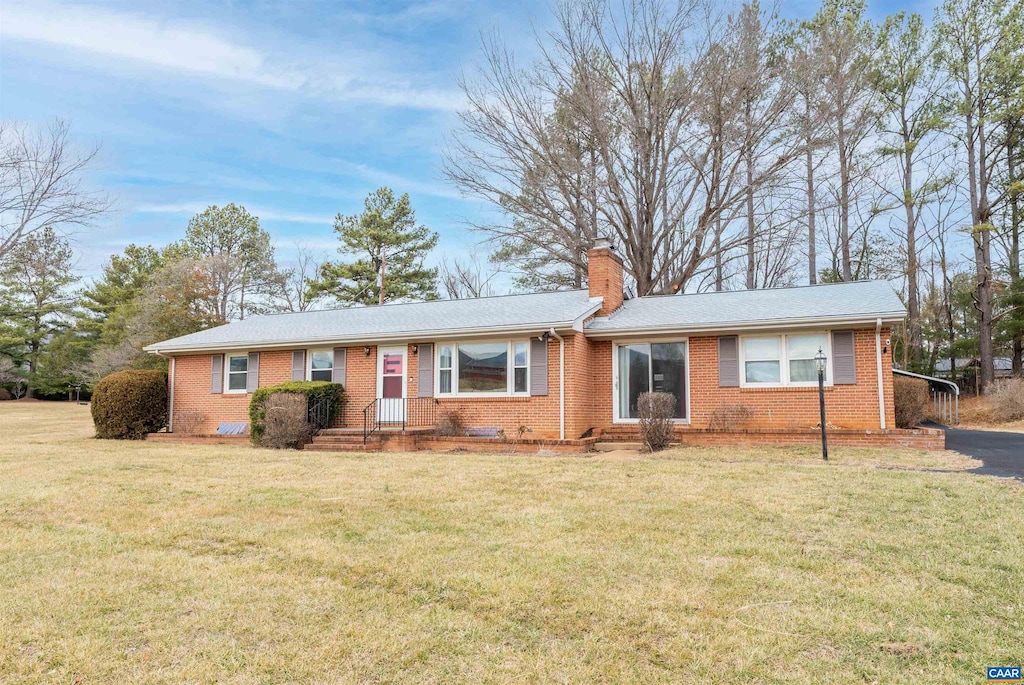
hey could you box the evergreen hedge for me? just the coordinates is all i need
[91,369,168,439]
[249,381,344,446]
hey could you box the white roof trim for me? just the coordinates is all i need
[144,320,586,355]
[582,312,906,339]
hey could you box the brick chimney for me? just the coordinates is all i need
[588,237,624,316]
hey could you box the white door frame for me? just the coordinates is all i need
[611,340,691,424]
[377,346,407,423]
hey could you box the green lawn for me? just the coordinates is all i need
[1,402,1021,683]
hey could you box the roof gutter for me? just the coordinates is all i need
[584,312,907,339]
[143,319,588,356]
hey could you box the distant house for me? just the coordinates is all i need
[933,357,1014,379]
[145,240,917,448]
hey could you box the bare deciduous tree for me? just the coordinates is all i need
[439,255,499,299]
[804,0,879,282]
[0,357,20,385]
[273,242,328,313]
[445,0,805,296]
[0,119,109,259]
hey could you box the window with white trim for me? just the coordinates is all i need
[436,341,529,396]
[438,345,453,393]
[309,349,334,382]
[226,353,248,392]
[787,334,827,383]
[741,333,829,387]
[513,342,528,393]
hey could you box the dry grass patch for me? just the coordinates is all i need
[1,402,1021,684]
[958,394,1024,433]
[657,443,980,471]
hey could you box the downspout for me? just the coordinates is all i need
[169,356,175,433]
[548,328,565,441]
[876,318,886,430]
[155,351,175,433]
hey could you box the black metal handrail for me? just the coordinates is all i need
[308,397,332,434]
[362,397,438,443]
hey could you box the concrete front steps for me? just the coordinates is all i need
[594,426,680,451]
[594,441,643,452]
[302,428,382,452]
[302,426,434,452]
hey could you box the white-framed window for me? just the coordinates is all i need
[740,333,830,387]
[308,349,334,382]
[438,344,453,393]
[513,341,528,393]
[225,353,248,393]
[435,340,530,397]
[787,334,828,383]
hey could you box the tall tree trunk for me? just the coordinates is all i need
[967,103,995,393]
[1009,125,1022,375]
[745,102,756,290]
[745,155,756,289]
[903,132,921,369]
[838,118,853,281]
[805,126,817,285]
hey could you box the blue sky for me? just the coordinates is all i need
[0,0,940,280]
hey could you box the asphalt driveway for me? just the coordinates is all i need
[942,426,1024,481]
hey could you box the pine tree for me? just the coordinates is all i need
[309,188,439,306]
[0,227,78,397]
[78,244,164,346]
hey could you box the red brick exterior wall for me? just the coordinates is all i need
[171,350,292,434]
[683,328,894,431]
[167,327,897,438]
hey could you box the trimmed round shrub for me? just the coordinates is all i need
[91,370,168,439]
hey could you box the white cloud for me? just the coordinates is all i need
[0,1,466,112]
[329,159,465,201]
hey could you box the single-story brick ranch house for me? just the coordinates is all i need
[144,240,942,450]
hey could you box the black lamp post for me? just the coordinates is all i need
[815,348,828,461]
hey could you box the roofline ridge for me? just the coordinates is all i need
[631,279,893,302]
[238,288,591,320]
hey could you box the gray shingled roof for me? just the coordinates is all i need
[144,289,601,352]
[585,280,904,334]
[145,280,906,353]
